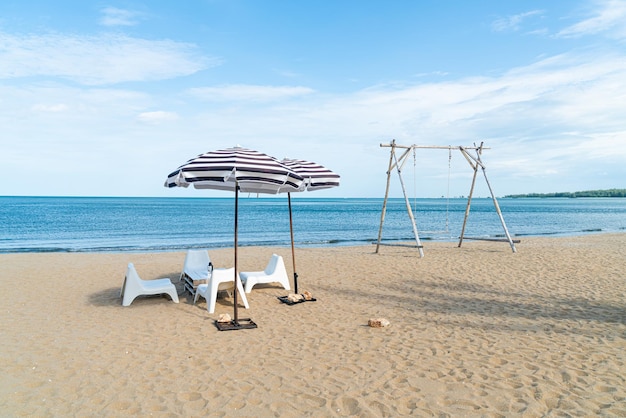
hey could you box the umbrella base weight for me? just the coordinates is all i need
[278,295,317,305]
[215,318,257,331]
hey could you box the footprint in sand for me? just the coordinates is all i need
[334,396,361,415]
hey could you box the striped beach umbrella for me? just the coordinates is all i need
[281,158,341,191]
[165,147,304,329]
[166,147,303,194]
[281,158,340,294]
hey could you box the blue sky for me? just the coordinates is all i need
[1,0,625,198]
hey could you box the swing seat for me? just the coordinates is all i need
[463,236,521,243]
[373,242,423,249]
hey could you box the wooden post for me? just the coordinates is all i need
[475,145,517,253]
[375,140,396,253]
[458,146,479,247]
[392,147,424,257]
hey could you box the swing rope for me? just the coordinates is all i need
[444,148,451,233]
[413,148,417,217]
[411,147,452,235]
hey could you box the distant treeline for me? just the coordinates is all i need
[504,189,626,198]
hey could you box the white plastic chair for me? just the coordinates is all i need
[180,249,212,295]
[193,267,250,314]
[120,263,179,306]
[240,254,291,293]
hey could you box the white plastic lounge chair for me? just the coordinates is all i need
[180,249,212,295]
[120,263,179,307]
[193,267,249,314]
[239,254,291,293]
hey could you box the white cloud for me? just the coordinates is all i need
[32,103,68,112]
[99,7,143,27]
[137,111,179,124]
[172,48,626,196]
[491,10,544,32]
[557,0,626,39]
[0,32,218,85]
[188,84,315,102]
[567,131,626,161]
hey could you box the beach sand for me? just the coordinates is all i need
[1,234,625,416]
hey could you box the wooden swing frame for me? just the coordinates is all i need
[375,140,517,257]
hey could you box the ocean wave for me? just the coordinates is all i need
[1,196,624,254]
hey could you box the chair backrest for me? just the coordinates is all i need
[121,262,141,298]
[182,249,211,279]
[265,254,284,275]
[213,267,237,291]
[126,262,140,281]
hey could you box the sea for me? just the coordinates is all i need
[0,196,625,253]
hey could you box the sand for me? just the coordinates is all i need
[1,234,625,417]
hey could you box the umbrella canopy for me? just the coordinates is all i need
[280,158,340,294]
[165,146,304,328]
[280,158,341,191]
[166,147,303,194]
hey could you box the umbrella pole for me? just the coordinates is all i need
[288,192,298,294]
[233,183,239,323]
[218,180,256,330]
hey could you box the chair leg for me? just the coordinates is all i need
[236,279,250,309]
[207,292,217,314]
[280,276,291,291]
[169,289,179,303]
[208,283,218,314]
[244,277,255,293]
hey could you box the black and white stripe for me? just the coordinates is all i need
[281,158,340,191]
[166,147,304,194]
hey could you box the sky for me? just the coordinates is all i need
[1,0,625,198]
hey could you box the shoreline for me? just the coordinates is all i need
[1,234,625,415]
[2,229,624,255]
